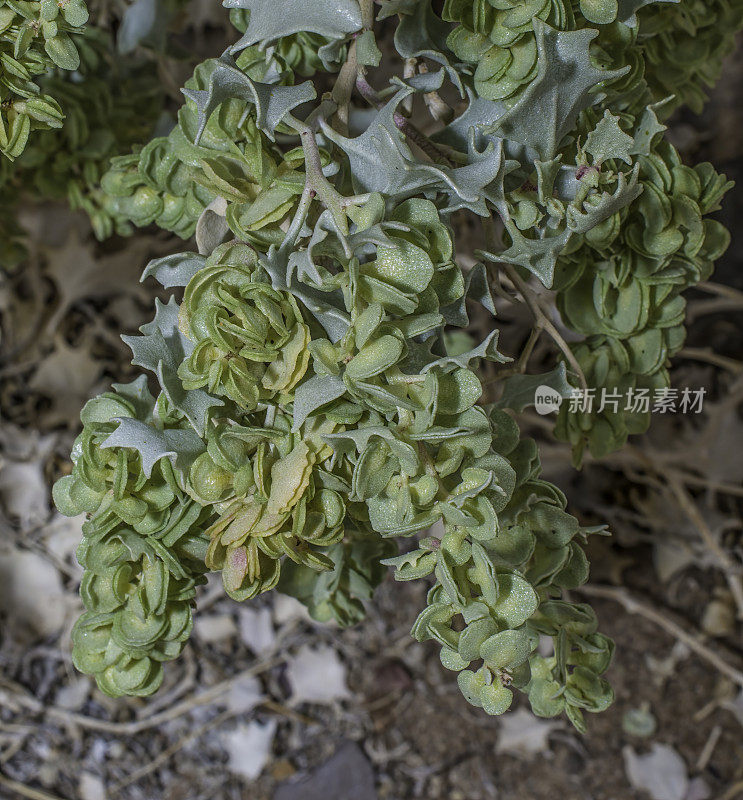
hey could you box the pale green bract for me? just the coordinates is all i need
[551,109,732,462]
[52,378,212,697]
[0,0,89,160]
[50,0,739,731]
[1,28,162,240]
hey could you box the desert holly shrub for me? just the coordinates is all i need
[26,0,738,729]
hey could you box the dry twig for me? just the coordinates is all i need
[578,584,743,689]
[0,773,69,800]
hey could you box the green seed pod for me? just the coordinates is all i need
[178,242,311,409]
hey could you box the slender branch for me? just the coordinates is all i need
[0,655,283,736]
[667,477,743,619]
[359,0,375,30]
[0,774,68,800]
[678,347,743,374]
[694,724,722,772]
[354,75,456,166]
[401,58,416,114]
[501,263,588,391]
[577,584,743,689]
[593,448,743,499]
[331,39,358,136]
[696,281,743,304]
[284,114,348,234]
[720,780,743,800]
[110,710,235,793]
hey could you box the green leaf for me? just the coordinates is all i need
[486,22,628,160]
[345,335,405,381]
[182,56,316,143]
[480,629,533,670]
[101,418,206,479]
[226,0,362,51]
[496,364,574,412]
[141,253,207,288]
[580,0,618,24]
[122,298,223,436]
[292,374,347,430]
[356,30,382,67]
[44,34,80,70]
[491,573,539,628]
[584,111,635,165]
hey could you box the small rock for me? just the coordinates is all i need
[224,673,264,715]
[685,777,711,800]
[271,759,296,781]
[194,613,237,644]
[624,743,689,800]
[701,597,735,638]
[273,593,312,626]
[222,720,277,781]
[274,742,376,800]
[286,645,351,706]
[496,708,561,757]
[0,547,74,638]
[55,676,91,711]
[684,777,712,800]
[44,513,86,576]
[238,606,276,654]
[79,773,107,800]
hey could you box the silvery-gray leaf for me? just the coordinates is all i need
[322,87,506,213]
[286,209,350,286]
[356,30,381,67]
[441,262,495,326]
[292,374,347,431]
[486,22,628,160]
[260,249,350,342]
[566,166,642,234]
[495,363,573,412]
[110,376,156,421]
[102,418,206,478]
[141,253,207,289]
[394,1,464,94]
[584,112,635,165]
[481,221,570,288]
[183,56,316,143]
[423,330,509,373]
[122,298,222,436]
[195,198,230,255]
[630,104,667,156]
[433,91,506,152]
[617,0,677,26]
[324,427,419,473]
[377,0,418,19]
[225,0,362,52]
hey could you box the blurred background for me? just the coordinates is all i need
[0,4,741,799]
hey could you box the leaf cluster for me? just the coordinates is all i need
[46,0,739,731]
